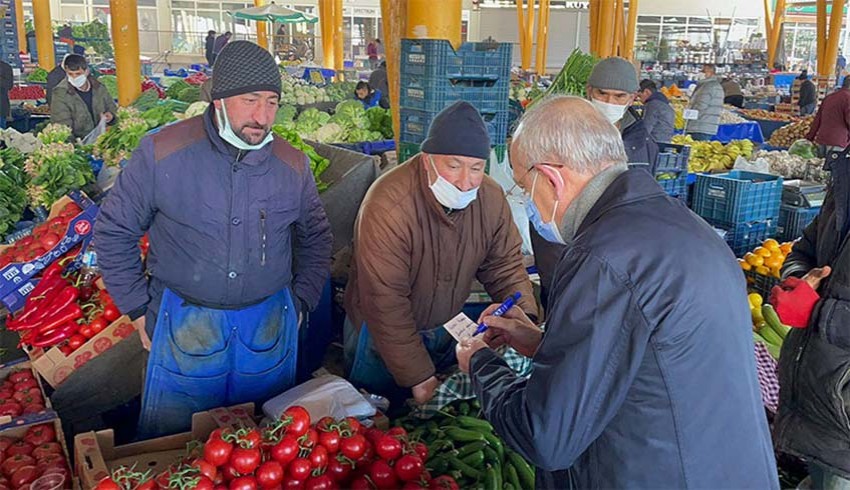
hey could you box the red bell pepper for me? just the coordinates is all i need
[19,304,81,347]
[11,286,80,332]
[30,324,78,348]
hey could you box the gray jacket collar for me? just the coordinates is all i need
[559,162,629,241]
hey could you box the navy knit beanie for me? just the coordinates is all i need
[421,102,490,160]
[212,41,281,100]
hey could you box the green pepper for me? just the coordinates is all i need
[444,427,486,443]
[427,439,453,454]
[508,451,535,490]
[461,450,485,467]
[426,455,450,475]
[455,441,488,458]
[504,463,521,490]
[455,416,494,432]
[449,457,482,480]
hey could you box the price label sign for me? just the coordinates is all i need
[683,109,700,120]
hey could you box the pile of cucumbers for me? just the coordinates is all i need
[394,400,536,490]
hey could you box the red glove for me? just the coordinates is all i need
[769,277,820,328]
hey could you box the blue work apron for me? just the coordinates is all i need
[137,287,298,438]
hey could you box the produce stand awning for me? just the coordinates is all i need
[229,4,318,24]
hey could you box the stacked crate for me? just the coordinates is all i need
[692,171,783,256]
[813,76,836,104]
[0,0,19,68]
[397,39,512,163]
[655,143,690,202]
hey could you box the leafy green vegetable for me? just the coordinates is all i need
[37,124,72,145]
[542,49,598,100]
[71,20,113,58]
[272,124,330,191]
[365,107,393,139]
[332,100,367,130]
[131,89,161,112]
[296,108,332,134]
[0,148,29,237]
[177,86,201,103]
[275,105,298,125]
[25,142,93,208]
[165,80,192,100]
[26,68,48,83]
[99,75,119,99]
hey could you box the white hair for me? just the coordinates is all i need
[512,95,628,173]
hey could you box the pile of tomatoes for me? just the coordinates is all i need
[0,423,71,489]
[94,406,458,490]
[0,202,82,268]
[0,369,47,419]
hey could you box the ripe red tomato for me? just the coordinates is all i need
[38,233,60,249]
[315,416,336,432]
[203,435,233,467]
[327,457,353,483]
[375,435,402,461]
[6,441,34,457]
[254,460,284,488]
[228,476,257,490]
[14,379,40,391]
[24,424,55,445]
[282,479,305,490]
[344,417,362,435]
[387,427,407,438]
[8,372,33,384]
[318,430,341,454]
[287,458,312,480]
[1,454,34,477]
[240,429,262,449]
[282,406,311,437]
[89,317,108,335]
[412,442,428,462]
[31,442,62,460]
[349,476,374,490]
[102,304,121,322]
[195,476,215,490]
[271,435,299,466]
[94,478,121,490]
[309,444,328,469]
[11,465,38,488]
[365,428,384,446]
[67,335,86,351]
[0,437,13,454]
[192,459,218,482]
[61,203,81,217]
[429,475,460,490]
[0,403,22,418]
[304,474,334,490]
[339,434,367,460]
[369,460,398,489]
[220,463,239,483]
[394,455,424,482]
[229,447,261,474]
[299,429,318,449]
[79,324,95,339]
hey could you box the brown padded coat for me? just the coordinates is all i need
[344,155,538,387]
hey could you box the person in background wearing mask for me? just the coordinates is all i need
[205,30,217,67]
[344,101,538,407]
[638,79,674,143]
[50,54,117,140]
[721,76,745,108]
[531,57,657,311]
[94,41,333,438]
[798,70,817,116]
[45,59,67,106]
[686,64,724,141]
[455,96,779,489]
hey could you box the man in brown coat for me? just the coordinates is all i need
[344,101,537,406]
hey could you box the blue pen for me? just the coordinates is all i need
[474,292,522,336]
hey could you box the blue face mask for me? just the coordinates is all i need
[216,102,273,151]
[525,171,566,245]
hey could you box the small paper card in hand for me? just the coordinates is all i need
[443,312,479,342]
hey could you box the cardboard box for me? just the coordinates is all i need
[0,411,77,489]
[0,357,54,427]
[24,314,138,389]
[75,404,256,489]
[0,191,98,314]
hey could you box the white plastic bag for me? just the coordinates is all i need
[733,155,771,174]
[262,375,376,422]
[80,116,107,146]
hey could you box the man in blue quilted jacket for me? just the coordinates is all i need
[95,41,332,437]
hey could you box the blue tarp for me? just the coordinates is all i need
[746,118,791,141]
[712,122,765,144]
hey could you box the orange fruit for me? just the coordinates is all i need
[755,265,771,276]
[771,266,782,278]
[754,246,771,258]
[745,253,764,267]
[763,239,781,253]
[739,259,752,271]
[764,256,783,269]
[780,243,793,255]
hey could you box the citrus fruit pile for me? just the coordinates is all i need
[738,239,795,278]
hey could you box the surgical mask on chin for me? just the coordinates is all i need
[591,98,629,124]
[427,155,479,210]
[215,103,273,151]
[525,172,566,245]
[68,74,87,89]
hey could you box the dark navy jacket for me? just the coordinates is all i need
[471,169,778,489]
[94,107,333,326]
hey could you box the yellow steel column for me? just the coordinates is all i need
[825,0,847,77]
[14,0,25,54]
[817,0,826,73]
[110,0,141,106]
[32,0,53,70]
[597,0,614,58]
[254,0,268,50]
[763,0,773,65]
[612,0,623,56]
[768,0,786,69]
[516,0,527,66]
[623,0,638,60]
[380,0,406,147]
[333,0,343,73]
[535,0,550,75]
[541,0,550,68]
[524,0,534,70]
[407,0,462,49]
[589,0,599,55]
[319,0,334,69]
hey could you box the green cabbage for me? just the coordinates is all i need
[297,108,332,134]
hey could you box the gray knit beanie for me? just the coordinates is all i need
[587,57,639,93]
[420,102,490,160]
[212,41,281,100]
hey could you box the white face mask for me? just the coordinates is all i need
[591,98,630,124]
[68,74,88,89]
[215,102,273,151]
[427,155,479,210]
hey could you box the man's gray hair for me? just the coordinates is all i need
[512,95,628,173]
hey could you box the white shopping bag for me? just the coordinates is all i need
[262,375,377,422]
[80,116,107,146]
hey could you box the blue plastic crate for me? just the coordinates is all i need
[693,171,783,227]
[399,74,509,114]
[658,175,688,201]
[655,143,690,173]
[401,108,508,146]
[778,205,820,242]
[401,39,512,80]
[718,220,779,257]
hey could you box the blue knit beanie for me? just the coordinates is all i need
[420,102,490,160]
